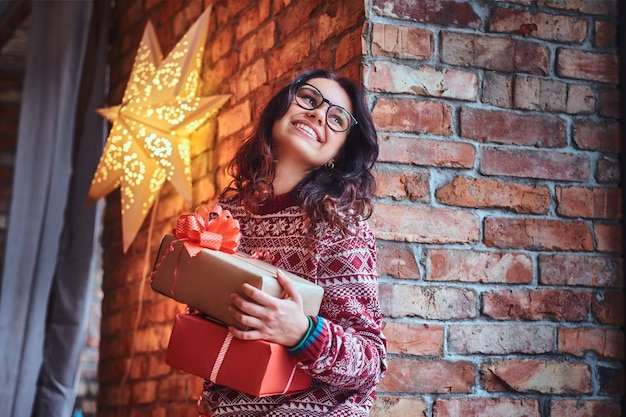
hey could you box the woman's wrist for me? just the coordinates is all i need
[288,315,313,352]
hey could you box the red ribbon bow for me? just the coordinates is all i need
[174,204,241,257]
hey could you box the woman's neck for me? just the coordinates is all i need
[272,162,309,195]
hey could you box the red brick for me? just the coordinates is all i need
[482,289,592,322]
[158,373,202,402]
[557,48,619,84]
[383,321,444,356]
[596,156,621,183]
[172,5,202,40]
[460,107,566,147]
[207,52,239,92]
[481,147,590,181]
[214,0,248,28]
[482,72,513,108]
[425,248,533,284]
[118,1,145,34]
[449,324,554,354]
[566,83,595,114]
[591,291,624,325]
[441,32,549,75]
[98,356,130,385]
[484,217,594,251]
[144,298,182,326]
[434,398,540,417]
[598,87,620,119]
[435,176,550,214]
[234,0,269,41]
[551,400,621,417]
[313,1,363,46]
[267,29,311,79]
[490,7,587,42]
[275,0,318,39]
[598,364,624,396]
[556,186,622,219]
[371,397,428,417]
[132,379,158,404]
[595,20,617,48]
[481,359,592,394]
[157,0,183,25]
[371,202,479,244]
[231,59,268,101]
[558,327,625,360]
[376,241,420,279]
[336,26,363,69]
[378,136,475,168]
[379,283,477,319]
[372,0,482,29]
[539,253,623,288]
[239,22,275,67]
[513,75,568,112]
[218,99,251,137]
[595,223,622,253]
[368,61,478,100]
[373,166,430,202]
[538,0,618,17]
[371,23,433,60]
[134,324,171,353]
[573,119,620,152]
[379,358,474,393]
[372,98,453,135]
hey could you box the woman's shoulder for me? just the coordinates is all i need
[219,193,240,209]
[315,217,376,251]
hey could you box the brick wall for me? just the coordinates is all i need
[98,1,623,416]
[366,1,623,416]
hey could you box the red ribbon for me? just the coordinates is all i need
[174,204,241,257]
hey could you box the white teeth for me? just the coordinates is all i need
[295,123,318,140]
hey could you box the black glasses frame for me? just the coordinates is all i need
[294,82,358,132]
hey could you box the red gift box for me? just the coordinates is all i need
[165,313,313,397]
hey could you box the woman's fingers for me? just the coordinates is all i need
[227,271,308,345]
[228,325,263,341]
[275,270,303,304]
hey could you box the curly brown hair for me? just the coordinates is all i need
[222,69,378,235]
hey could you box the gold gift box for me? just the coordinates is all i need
[151,234,323,330]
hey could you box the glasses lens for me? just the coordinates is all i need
[294,83,355,132]
[295,85,321,110]
[327,106,351,132]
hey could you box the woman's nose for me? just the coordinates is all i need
[306,106,326,125]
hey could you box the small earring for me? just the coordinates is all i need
[325,160,335,169]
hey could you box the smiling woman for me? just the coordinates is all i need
[270,76,354,193]
[195,69,386,417]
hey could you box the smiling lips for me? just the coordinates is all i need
[293,122,321,142]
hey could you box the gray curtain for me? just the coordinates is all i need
[0,1,107,416]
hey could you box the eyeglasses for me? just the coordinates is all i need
[294,83,358,132]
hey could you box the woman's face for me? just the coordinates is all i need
[271,77,352,173]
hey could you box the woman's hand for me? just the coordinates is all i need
[228,269,310,347]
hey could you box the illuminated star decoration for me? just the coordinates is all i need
[87,7,230,252]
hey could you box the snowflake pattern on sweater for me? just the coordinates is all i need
[198,197,387,416]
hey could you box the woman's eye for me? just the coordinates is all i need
[300,93,317,106]
[330,114,346,127]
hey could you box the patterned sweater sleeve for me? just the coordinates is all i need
[289,220,387,391]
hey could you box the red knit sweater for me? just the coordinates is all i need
[198,194,387,416]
